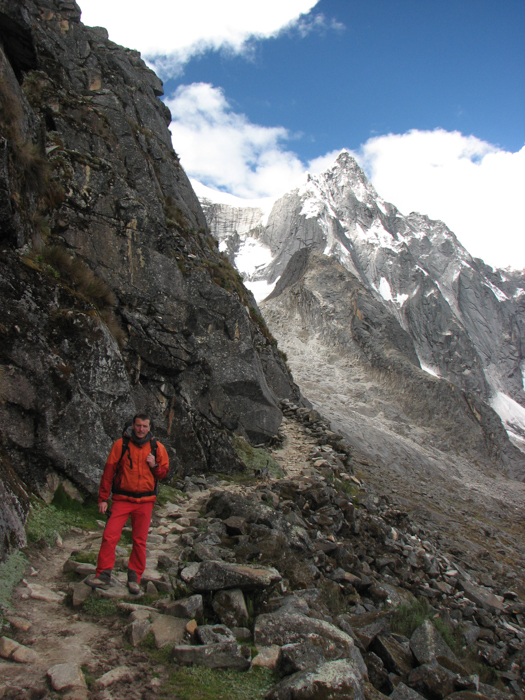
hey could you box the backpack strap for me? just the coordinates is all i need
[120,435,131,466]
[150,437,158,464]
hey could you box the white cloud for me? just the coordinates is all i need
[79,0,323,76]
[167,83,317,198]
[351,130,525,270]
[168,85,525,271]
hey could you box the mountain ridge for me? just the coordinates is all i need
[199,152,525,456]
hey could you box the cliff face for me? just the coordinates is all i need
[0,0,301,557]
[261,250,525,484]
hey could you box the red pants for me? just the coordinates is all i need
[96,500,154,582]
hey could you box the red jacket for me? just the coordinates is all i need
[99,437,169,504]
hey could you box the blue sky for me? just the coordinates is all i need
[166,0,524,157]
[80,0,525,268]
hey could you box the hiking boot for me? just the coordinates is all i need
[127,569,140,596]
[86,569,113,590]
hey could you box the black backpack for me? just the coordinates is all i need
[111,420,160,498]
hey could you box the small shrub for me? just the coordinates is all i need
[390,598,431,638]
[15,141,49,195]
[164,196,187,229]
[99,309,127,349]
[390,599,460,654]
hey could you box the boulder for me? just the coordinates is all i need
[212,588,249,628]
[408,660,459,699]
[47,663,86,692]
[371,634,413,676]
[72,581,92,607]
[196,624,236,645]
[94,666,137,689]
[251,645,281,669]
[25,582,65,603]
[181,560,281,591]
[277,642,326,677]
[458,581,506,613]
[266,659,365,700]
[0,636,39,663]
[128,619,152,647]
[172,642,251,670]
[254,611,355,660]
[149,614,189,648]
[165,594,204,622]
[390,682,427,700]
[364,652,392,693]
[410,620,456,665]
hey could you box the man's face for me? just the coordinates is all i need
[133,418,150,439]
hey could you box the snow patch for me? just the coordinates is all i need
[235,238,273,277]
[514,288,525,299]
[245,279,277,303]
[396,293,409,307]
[218,240,227,252]
[300,194,324,220]
[379,277,393,302]
[491,392,525,439]
[484,279,508,302]
[420,364,440,378]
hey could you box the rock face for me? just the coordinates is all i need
[200,153,525,461]
[201,158,525,482]
[0,0,302,556]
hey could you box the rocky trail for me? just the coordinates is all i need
[1,404,524,700]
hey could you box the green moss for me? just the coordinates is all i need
[156,485,187,507]
[0,550,27,622]
[159,666,276,700]
[70,551,97,565]
[231,436,283,479]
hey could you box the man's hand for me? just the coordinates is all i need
[98,501,108,514]
[146,452,157,469]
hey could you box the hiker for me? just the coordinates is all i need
[88,413,169,595]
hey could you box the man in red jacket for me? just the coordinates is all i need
[88,413,169,595]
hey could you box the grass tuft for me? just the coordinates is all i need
[390,598,432,638]
[82,596,119,617]
[390,598,462,653]
[164,196,187,229]
[26,488,100,545]
[159,666,276,700]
